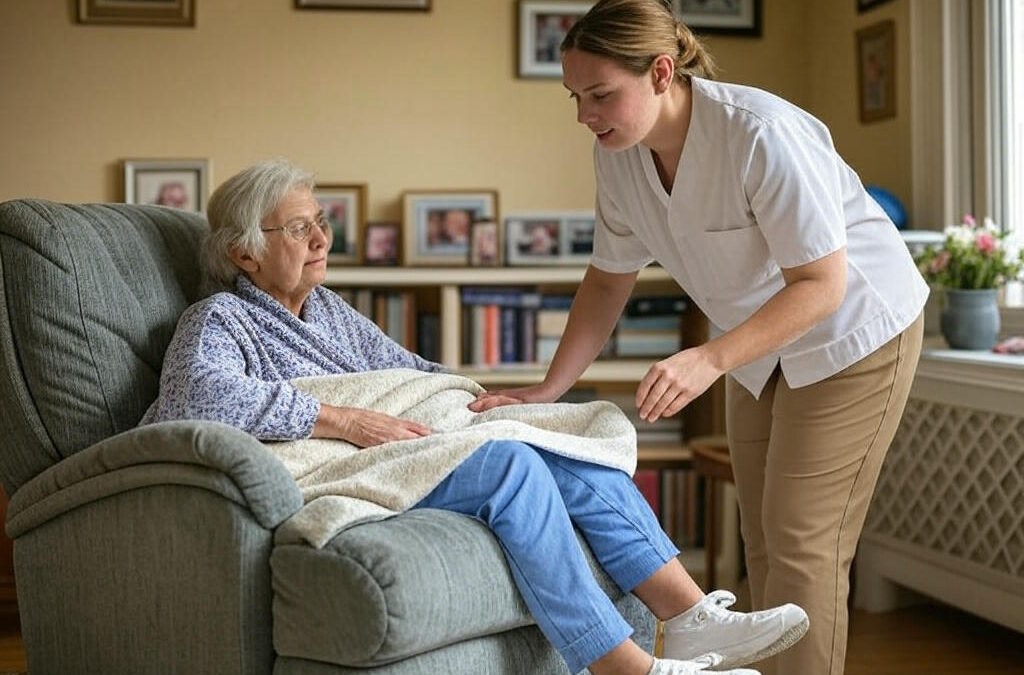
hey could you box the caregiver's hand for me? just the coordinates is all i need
[636,346,723,422]
[314,404,432,448]
[468,384,557,412]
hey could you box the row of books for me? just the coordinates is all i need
[460,287,688,367]
[634,468,706,549]
[337,286,689,368]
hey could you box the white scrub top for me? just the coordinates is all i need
[591,77,928,398]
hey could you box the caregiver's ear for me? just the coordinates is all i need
[651,54,675,94]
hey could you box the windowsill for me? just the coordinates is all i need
[921,337,1024,368]
[916,337,1024,410]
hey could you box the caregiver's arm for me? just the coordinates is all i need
[314,405,432,447]
[637,247,847,421]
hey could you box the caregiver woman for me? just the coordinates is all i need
[469,1,928,674]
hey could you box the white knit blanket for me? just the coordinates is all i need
[267,368,637,548]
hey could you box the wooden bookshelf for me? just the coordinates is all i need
[325,265,678,370]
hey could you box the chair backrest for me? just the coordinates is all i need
[0,199,207,493]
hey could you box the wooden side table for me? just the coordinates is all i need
[688,435,733,591]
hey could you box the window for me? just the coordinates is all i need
[1003,0,1023,236]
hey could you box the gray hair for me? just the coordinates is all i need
[202,159,315,290]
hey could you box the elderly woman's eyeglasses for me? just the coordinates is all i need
[261,214,331,242]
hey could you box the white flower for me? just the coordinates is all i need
[946,224,974,246]
[1004,229,1022,262]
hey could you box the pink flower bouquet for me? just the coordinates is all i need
[915,214,1024,289]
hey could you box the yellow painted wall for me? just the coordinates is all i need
[0,0,908,220]
[805,0,913,211]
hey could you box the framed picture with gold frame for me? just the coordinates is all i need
[123,158,209,213]
[314,183,367,265]
[856,20,896,123]
[402,190,499,266]
[77,0,195,26]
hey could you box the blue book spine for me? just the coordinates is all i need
[461,288,542,307]
[500,306,519,363]
[519,307,537,363]
[540,294,574,310]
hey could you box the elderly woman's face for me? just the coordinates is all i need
[235,187,329,315]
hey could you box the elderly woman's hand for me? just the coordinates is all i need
[314,404,432,448]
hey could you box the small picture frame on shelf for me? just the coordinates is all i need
[314,183,366,264]
[123,158,209,213]
[402,190,499,266]
[856,19,896,123]
[363,221,401,266]
[505,212,595,266]
[675,0,761,37]
[468,218,502,267]
[517,1,594,78]
[78,0,195,26]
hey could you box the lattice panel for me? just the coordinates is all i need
[865,399,1024,578]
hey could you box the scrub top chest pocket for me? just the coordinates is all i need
[694,226,779,301]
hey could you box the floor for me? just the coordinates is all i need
[0,603,1020,673]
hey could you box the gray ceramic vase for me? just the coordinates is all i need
[940,288,1001,350]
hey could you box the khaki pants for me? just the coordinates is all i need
[726,314,923,675]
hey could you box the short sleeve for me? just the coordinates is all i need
[744,119,847,269]
[591,145,654,273]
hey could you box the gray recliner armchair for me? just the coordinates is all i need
[0,199,654,674]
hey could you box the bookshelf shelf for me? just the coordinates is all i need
[325,265,673,287]
[459,359,656,385]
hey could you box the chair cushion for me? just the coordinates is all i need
[271,509,640,668]
[0,199,206,491]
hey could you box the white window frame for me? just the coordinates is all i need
[911,0,1024,312]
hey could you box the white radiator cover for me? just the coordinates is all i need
[855,347,1024,633]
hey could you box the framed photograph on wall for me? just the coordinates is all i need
[363,222,401,266]
[674,0,761,37]
[314,183,367,264]
[402,190,498,266]
[505,212,594,266]
[78,0,195,26]
[295,0,429,9]
[517,1,594,78]
[856,20,896,123]
[123,158,209,213]
[468,219,502,267]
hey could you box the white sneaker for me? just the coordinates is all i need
[646,652,760,675]
[662,590,809,669]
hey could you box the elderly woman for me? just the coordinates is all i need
[142,160,807,675]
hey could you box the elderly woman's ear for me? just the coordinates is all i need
[229,246,260,274]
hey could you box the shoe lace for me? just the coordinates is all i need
[694,590,739,624]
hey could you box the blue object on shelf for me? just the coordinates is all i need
[866,185,908,230]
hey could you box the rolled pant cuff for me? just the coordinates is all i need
[613,540,680,592]
[560,611,635,675]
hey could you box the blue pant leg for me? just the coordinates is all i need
[413,440,633,674]
[535,448,680,593]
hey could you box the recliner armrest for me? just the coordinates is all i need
[6,420,303,537]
